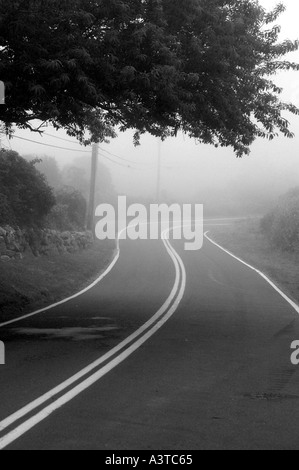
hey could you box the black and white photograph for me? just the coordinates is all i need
[0,0,299,453]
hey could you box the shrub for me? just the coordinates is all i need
[46,187,87,231]
[0,192,14,225]
[0,150,56,227]
[261,188,299,251]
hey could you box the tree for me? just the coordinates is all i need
[46,186,87,231]
[0,150,56,227]
[23,155,63,190]
[0,0,298,156]
[62,156,116,205]
[62,165,89,198]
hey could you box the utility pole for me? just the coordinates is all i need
[86,143,99,235]
[156,139,162,203]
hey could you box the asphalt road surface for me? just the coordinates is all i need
[0,223,299,450]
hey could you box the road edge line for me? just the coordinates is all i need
[204,231,299,315]
[0,232,186,449]
[0,235,180,433]
[0,242,122,328]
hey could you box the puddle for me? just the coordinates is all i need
[12,326,120,341]
[244,392,299,401]
[91,317,112,321]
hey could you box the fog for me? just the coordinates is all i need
[4,0,299,217]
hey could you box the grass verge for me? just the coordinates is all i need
[208,218,299,305]
[0,240,116,323]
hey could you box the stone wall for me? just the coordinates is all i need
[0,226,93,261]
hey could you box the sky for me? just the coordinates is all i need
[4,0,299,212]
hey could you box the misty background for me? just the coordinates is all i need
[1,0,298,218]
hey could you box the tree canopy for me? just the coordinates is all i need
[0,0,299,155]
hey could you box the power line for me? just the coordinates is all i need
[12,134,180,170]
[12,134,149,170]
[12,135,90,153]
[43,132,91,146]
[98,151,154,171]
[43,130,151,166]
[40,130,179,169]
[42,131,155,167]
[99,145,154,167]
[98,145,181,170]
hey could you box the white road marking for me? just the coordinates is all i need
[0,230,186,449]
[204,231,299,315]
[0,220,224,329]
[0,231,180,433]
[0,248,120,329]
[0,225,131,329]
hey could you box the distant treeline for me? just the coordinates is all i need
[261,188,299,252]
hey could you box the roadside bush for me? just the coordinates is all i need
[0,150,56,227]
[261,188,299,252]
[45,187,87,231]
[0,192,13,225]
[45,203,71,231]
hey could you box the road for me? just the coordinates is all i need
[0,223,299,450]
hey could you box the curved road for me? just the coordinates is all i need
[0,224,299,450]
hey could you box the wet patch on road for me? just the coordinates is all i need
[273,320,298,338]
[91,317,113,321]
[243,392,299,401]
[9,325,121,341]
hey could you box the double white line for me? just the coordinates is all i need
[0,230,186,449]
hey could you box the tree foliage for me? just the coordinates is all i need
[23,154,63,190]
[62,156,116,205]
[46,186,87,231]
[0,150,56,226]
[0,0,299,155]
